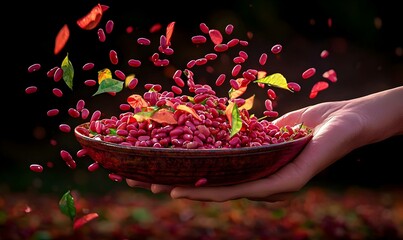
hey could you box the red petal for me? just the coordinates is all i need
[73,213,99,230]
[77,4,103,30]
[309,81,329,99]
[322,69,337,82]
[54,24,70,55]
[166,22,175,45]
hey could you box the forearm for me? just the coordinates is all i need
[349,86,403,146]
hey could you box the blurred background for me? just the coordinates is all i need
[1,0,402,239]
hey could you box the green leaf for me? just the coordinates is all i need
[92,78,124,96]
[59,190,76,221]
[229,104,242,138]
[61,54,74,90]
[254,73,291,91]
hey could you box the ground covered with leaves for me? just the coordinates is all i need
[1,186,403,240]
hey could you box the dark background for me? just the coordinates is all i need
[1,0,402,197]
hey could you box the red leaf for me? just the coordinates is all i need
[127,94,149,109]
[77,4,103,30]
[309,81,329,99]
[166,22,175,45]
[73,213,99,230]
[54,24,70,55]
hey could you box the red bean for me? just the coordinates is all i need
[267,89,277,100]
[105,19,114,34]
[109,50,118,65]
[109,173,123,182]
[137,37,151,45]
[231,64,242,77]
[88,162,99,172]
[76,149,87,158]
[84,79,97,86]
[127,78,138,89]
[98,28,106,42]
[52,88,63,97]
[119,103,131,111]
[320,50,329,58]
[128,59,141,67]
[53,67,63,82]
[187,60,196,68]
[171,85,182,95]
[271,44,282,54]
[209,29,223,45]
[59,124,71,133]
[76,99,85,111]
[28,63,41,73]
[114,69,126,80]
[205,53,217,60]
[287,82,301,92]
[214,44,228,52]
[47,109,59,117]
[239,40,249,46]
[82,62,95,71]
[47,66,58,78]
[259,53,268,65]
[233,56,245,64]
[60,150,73,162]
[225,24,234,35]
[199,23,209,34]
[191,35,207,44]
[302,67,316,79]
[81,108,90,119]
[215,74,226,86]
[30,164,43,173]
[227,38,239,47]
[25,86,38,94]
[264,99,273,111]
[91,110,102,121]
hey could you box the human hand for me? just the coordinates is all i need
[127,86,403,205]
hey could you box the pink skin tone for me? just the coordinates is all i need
[127,86,403,207]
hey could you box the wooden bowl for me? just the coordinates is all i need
[74,123,312,187]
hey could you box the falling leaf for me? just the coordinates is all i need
[309,81,329,99]
[228,78,249,99]
[73,213,99,230]
[151,108,177,124]
[77,4,103,30]
[229,104,242,138]
[254,73,291,91]
[98,68,112,84]
[54,24,70,55]
[176,105,202,121]
[166,21,175,45]
[238,95,254,111]
[61,54,74,90]
[124,74,135,87]
[59,190,76,221]
[92,78,124,96]
[127,94,149,109]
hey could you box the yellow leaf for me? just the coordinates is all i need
[98,68,112,84]
[176,105,202,121]
[239,94,254,111]
[254,73,291,91]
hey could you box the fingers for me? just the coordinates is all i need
[126,179,152,189]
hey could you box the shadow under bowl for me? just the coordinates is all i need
[75,123,313,187]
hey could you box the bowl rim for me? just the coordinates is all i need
[74,122,313,155]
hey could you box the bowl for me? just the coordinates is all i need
[74,123,313,187]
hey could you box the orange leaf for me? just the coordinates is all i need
[229,78,249,99]
[73,213,99,230]
[77,4,103,30]
[127,94,149,109]
[176,105,202,121]
[225,101,235,126]
[239,94,254,111]
[54,24,70,55]
[166,21,175,45]
[151,108,177,124]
